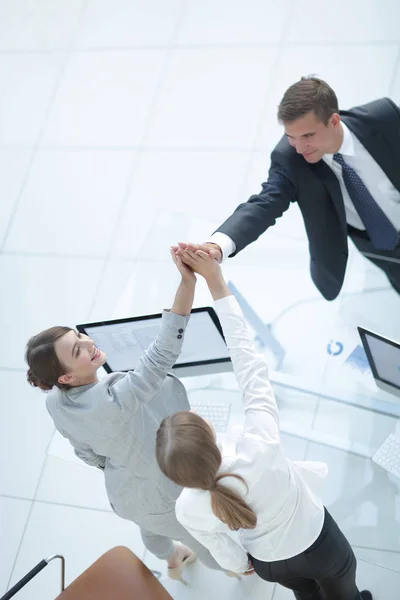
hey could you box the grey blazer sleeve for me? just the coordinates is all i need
[106,309,189,412]
[55,423,106,470]
[216,155,297,256]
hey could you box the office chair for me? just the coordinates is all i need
[1,546,172,600]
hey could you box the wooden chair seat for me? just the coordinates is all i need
[56,547,172,600]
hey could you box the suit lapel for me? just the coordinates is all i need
[342,115,400,191]
[310,159,348,233]
[310,113,400,234]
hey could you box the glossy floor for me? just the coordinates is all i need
[1,1,400,598]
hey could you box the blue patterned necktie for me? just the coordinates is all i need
[333,153,399,251]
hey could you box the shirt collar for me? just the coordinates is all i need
[323,120,355,166]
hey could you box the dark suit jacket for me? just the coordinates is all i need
[217,98,400,300]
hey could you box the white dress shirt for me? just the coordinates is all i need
[175,295,328,573]
[209,121,400,260]
[323,121,400,231]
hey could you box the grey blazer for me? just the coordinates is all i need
[46,310,190,528]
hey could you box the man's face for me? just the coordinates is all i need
[284,111,342,163]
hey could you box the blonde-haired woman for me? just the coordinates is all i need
[156,249,372,600]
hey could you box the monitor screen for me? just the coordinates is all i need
[78,309,231,373]
[359,329,400,391]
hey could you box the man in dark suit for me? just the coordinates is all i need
[176,76,400,301]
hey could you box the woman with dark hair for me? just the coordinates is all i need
[25,251,219,581]
[156,249,372,600]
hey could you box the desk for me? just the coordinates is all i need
[101,209,400,456]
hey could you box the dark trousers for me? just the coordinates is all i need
[348,225,400,294]
[249,509,361,600]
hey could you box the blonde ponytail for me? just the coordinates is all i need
[156,411,257,531]
[210,473,257,531]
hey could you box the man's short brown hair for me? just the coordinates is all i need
[277,76,339,125]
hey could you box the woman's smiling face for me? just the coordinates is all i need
[55,330,106,387]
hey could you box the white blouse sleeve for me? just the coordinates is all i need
[214,295,280,444]
[176,493,249,573]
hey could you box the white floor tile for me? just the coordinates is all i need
[150,553,273,600]
[4,149,135,256]
[223,259,319,333]
[0,497,31,595]
[338,287,400,342]
[240,150,272,189]
[392,64,400,103]
[356,558,400,599]
[258,45,398,148]
[312,401,398,455]
[9,502,145,600]
[306,443,400,555]
[0,371,54,497]
[41,50,166,146]
[241,151,307,243]
[147,48,277,148]
[88,258,139,321]
[141,547,166,573]
[286,0,400,42]
[115,210,219,264]
[0,0,84,51]
[254,112,284,151]
[36,456,112,511]
[111,151,250,258]
[76,0,182,47]
[47,429,91,468]
[177,0,290,44]
[223,227,310,269]
[111,258,202,319]
[270,584,293,599]
[159,558,275,600]
[0,53,63,145]
[0,149,32,247]
[0,254,103,369]
[355,547,400,575]
[277,392,318,440]
[109,197,161,260]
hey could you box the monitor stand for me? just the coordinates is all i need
[227,280,285,370]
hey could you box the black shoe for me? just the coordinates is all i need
[360,592,372,600]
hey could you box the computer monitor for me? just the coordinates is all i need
[77,307,232,378]
[358,327,400,398]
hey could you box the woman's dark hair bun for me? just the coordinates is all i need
[25,326,73,392]
[27,368,53,391]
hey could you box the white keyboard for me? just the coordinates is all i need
[372,434,400,478]
[190,401,231,433]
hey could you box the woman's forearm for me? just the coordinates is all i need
[170,280,196,316]
[206,274,232,301]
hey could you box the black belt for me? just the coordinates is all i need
[347,224,370,240]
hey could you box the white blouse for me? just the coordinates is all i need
[175,295,328,573]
